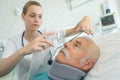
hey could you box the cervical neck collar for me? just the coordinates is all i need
[48,61,86,80]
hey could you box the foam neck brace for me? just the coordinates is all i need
[48,61,86,80]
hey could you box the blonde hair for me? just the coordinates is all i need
[22,1,42,15]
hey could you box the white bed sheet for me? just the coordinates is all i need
[84,32,120,80]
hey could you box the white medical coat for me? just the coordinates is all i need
[2,30,65,80]
[2,33,50,80]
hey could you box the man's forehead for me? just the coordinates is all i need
[76,37,85,40]
[77,37,90,40]
[75,37,90,43]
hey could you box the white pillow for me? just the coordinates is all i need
[84,32,120,80]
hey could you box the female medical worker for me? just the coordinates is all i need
[0,1,92,80]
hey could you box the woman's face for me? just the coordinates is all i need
[22,5,43,32]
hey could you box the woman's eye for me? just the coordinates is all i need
[39,15,42,19]
[30,15,35,17]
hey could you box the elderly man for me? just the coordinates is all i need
[32,36,100,80]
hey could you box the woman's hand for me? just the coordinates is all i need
[21,35,54,55]
[65,16,93,37]
[74,16,93,35]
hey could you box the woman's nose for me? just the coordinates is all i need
[35,17,39,22]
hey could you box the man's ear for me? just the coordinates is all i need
[82,59,94,71]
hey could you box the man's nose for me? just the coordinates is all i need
[64,42,72,49]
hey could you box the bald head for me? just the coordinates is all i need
[78,37,100,72]
[83,37,100,60]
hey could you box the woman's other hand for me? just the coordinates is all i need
[74,16,93,35]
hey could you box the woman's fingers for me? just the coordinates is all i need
[37,41,53,50]
[84,26,93,35]
[32,37,54,51]
[45,32,56,36]
[41,32,56,40]
[23,34,55,55]
[38,38,54,47]
[74,16,93,35]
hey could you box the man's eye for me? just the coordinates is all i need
[74,43,78,47]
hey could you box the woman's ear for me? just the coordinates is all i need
[21,13,25,21]
[81,59,94,71]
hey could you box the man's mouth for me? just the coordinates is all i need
[61,48,70,59]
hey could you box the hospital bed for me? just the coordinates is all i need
[27,31,120,80]
[84,31,120,80]
[0,31,120,80]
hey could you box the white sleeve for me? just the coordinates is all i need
[27,49,50,80]
[2,39,17,58]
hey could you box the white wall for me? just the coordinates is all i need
[116,0,120,16]
[107,0,120,17]
[0,0,119,39]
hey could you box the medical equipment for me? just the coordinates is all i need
[48,61,86,80]
[46,30,84,65]
[54,30,84,51]
[99,13,117,34]
[45,30,65,65]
